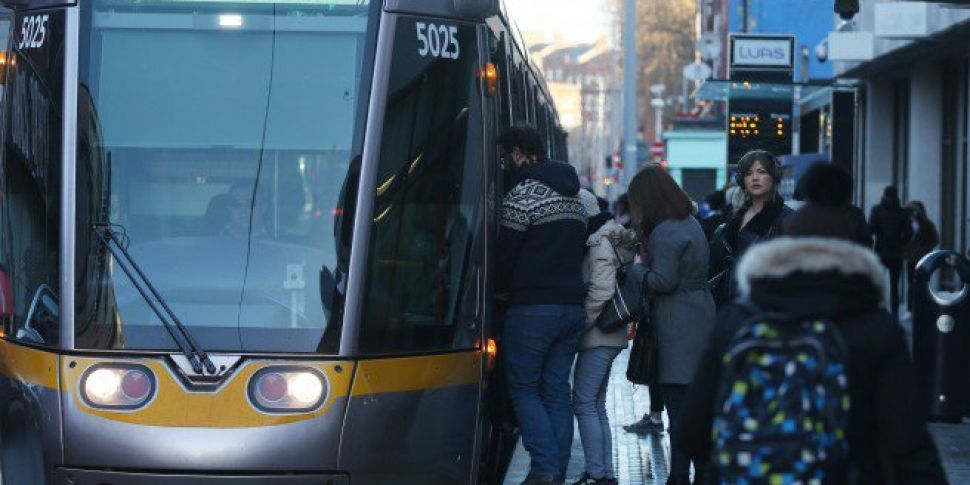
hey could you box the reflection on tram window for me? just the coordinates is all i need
[72,0,376,353]
[358,18,485,354]
[0,9,65,347]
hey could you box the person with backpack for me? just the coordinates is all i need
[570,190,638,485]
[675,202,947,484]
[709,150,793,308]
[627,163,716,485]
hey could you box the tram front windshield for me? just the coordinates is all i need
[73,0,375,353]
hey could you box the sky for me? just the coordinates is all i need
[504,0,614,45]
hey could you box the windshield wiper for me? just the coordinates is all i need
[94,224,216,375]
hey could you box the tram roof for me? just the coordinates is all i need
[0,0,65,10]
[0,0,502,17]
[385,0,500,20]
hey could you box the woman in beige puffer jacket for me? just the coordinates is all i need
[571,190,639,485]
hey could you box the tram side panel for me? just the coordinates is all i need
[340,354,482,484]
[0,6,70,484]
[0,342,63,485]
[337,12,490,484]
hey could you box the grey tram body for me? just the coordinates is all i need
[0,0,568,483]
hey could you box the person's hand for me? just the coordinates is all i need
[634,253,643,265]
[627,322,636,340]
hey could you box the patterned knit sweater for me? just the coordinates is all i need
[497,160,587,306]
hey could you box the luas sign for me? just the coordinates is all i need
[730,35,794,68]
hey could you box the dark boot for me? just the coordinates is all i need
[666,474,690,485]
[692,467,709,484]
[623,414,664,434]
[569,473,598,485]
[521,474,565,485]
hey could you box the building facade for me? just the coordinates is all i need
[829,1,970,253]
[663,128,728,201]
[531,38,621,197]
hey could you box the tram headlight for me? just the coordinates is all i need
[80,365,156,409]
[248,367,327,413]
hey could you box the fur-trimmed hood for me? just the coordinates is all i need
[587,218,638,248]
[736,237,887,318]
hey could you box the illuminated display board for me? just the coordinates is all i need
[727,98,793,164]
[726,35,795,167]
[729,113,791,138]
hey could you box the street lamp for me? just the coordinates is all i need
[650,84,666,144]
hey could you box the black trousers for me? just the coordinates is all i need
[649,382,664,414]
[882,257,902,319]
[662,384,690,477]
[907,262,918,310]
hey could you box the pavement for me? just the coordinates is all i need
[504,349,672,485]
[930,422,970,484]
[504,346,970,485]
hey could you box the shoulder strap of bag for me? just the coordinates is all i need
[605,239,625,267]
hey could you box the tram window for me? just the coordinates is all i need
[512,66,527,125]
[71,0,378,353]
[493,37,511,129]
[0,9,11,102]
[0,9,66,347]
[358,17,485,354]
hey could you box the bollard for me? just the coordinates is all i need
[912,250,970,422]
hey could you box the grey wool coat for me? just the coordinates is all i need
[643,216,716,385]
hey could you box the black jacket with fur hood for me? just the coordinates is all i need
[676,237,946,484]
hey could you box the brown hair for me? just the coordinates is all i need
[628,163,694,237]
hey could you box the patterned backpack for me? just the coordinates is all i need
[712,306,851,484]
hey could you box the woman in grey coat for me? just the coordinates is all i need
[628,164,716,485]
[571,190,639,485]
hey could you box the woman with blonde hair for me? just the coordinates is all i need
[627,163,715,485]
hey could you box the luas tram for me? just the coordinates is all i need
[0,0,568,483]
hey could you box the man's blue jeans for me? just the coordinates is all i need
[504,304,585,477]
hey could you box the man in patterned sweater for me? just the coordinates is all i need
[496,126,587,485]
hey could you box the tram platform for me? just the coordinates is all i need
[502,347,970,485]
[503,349,671,484]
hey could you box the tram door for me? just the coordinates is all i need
[338,14,488,484]
[474,28,521,485]
[0,6,69,485]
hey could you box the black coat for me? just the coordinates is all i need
[675,237,946,484]
[497,159,586,306]
[846,204,873,248]
[709,197,792,305]
[870,197,914,261]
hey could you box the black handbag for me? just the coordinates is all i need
[594,243,647,333]
[708,263,734,308]
[626,310,658,386]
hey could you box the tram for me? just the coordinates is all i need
[0,0,568,483]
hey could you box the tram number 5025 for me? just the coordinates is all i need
[18,14,49,50]
[416,22,460,60]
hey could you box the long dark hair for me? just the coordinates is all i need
[628,163,693,237]
[908,200,929,223]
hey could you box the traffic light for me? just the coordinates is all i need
[834,0,859,20]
